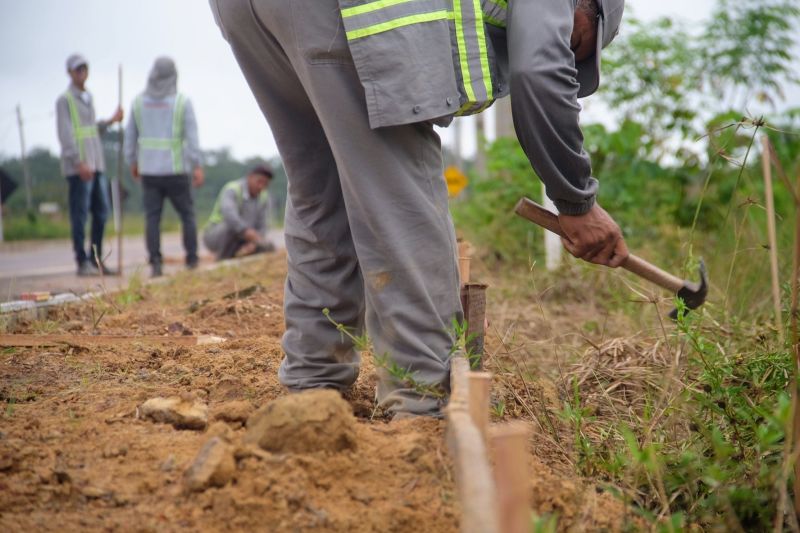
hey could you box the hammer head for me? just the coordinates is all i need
[668,260,709,320]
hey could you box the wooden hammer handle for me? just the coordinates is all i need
[514,198,685,293]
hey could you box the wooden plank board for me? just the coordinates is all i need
[0,334,225,348]
[446,357,499,533]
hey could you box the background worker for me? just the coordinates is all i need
[56,54,123,276]
[209,0,627,418]
[203,165,275,260]
[124,57,204,278]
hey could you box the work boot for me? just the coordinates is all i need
[77,261,100,277]
[151,262,163,278]
[186,257,199,270]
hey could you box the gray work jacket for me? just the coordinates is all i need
[123,93,203,176]
[56,84,109,177]
[338,0,598,215]
[206,178,269,236]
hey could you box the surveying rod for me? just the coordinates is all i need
[114,64,124,274]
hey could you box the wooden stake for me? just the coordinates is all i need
[458,239,472,284]
[490,423,531,533]
[762,135,784,339]
[791,164,800,522]
[446,357,499,533]
[461,283,488,368]
[468,372,492,442]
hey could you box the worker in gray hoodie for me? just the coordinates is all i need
[124,57,204,277]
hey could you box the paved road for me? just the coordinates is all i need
[0,230,284,301]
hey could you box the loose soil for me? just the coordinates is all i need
[1,253,642,531]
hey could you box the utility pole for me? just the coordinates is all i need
[16,104,33,213]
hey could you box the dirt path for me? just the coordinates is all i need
[0,253,636,531]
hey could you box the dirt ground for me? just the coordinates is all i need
[0,252,640,532]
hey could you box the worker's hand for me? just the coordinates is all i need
[242,228,260,243]
[130,163,140,181]
[192,167,205,188]
[108,106,124,124]
[558,203,629,268]
[77,162,94,182]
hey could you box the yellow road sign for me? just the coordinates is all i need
[444,166,468,197]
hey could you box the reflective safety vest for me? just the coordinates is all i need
[133,94,187,174]
[64,92,100,162]
[207,179,269,226]
[340,0,508,119]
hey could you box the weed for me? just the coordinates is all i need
[4,400,15,418]
[322,308,448,399]
[116,270,144,307]
[490,399,506,419]
[530,513,558,533]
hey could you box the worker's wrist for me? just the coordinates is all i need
[553,196,596,216]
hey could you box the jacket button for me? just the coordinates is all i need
[446,97,453,106]
[412,105,421,114]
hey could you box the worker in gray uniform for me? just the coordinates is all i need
[124,57,204,278]
[56,54,124,276]
[209,0,628,418]
[203,165,276,260]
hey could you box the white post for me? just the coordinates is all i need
[16,104,33,213]
[543,193,562,270]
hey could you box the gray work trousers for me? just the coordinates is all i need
[211,0,462,415]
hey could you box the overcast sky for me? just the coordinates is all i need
[0,0,795,163]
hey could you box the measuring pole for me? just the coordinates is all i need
[762,135,783,339]
[16,104,33,213]
[114,64,124,274]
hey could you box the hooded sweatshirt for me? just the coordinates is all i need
[124,57,202,176]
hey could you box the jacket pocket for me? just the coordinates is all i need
[292,0,354,65]
[340,0,461,128]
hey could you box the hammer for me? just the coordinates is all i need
[514,198,708,319]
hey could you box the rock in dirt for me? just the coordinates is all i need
[243,389,357,454]
[214,400,253,426]
[206,421,234,442]
[184,437,236,491]
[138,396,208,430]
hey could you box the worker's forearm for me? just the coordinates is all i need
[507,0,597,215]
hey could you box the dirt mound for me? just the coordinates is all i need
[244,389,357,454]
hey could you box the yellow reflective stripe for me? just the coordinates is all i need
[172,95,186,173]
[134,96,143,131]
[471,0,493,100]
[345,10,452,40]
[484,15,504,27]
[341,0,417,18]
[65,92,96,160]
[452,0,475,102]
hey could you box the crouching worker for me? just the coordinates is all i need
[203,165,275,260]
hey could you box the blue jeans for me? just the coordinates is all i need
[67,172,110,266]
